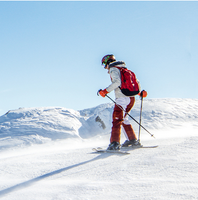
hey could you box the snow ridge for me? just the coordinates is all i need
[0,98,197,150]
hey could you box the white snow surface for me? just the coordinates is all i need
[0,98,198,200]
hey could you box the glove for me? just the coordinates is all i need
[98,89,109,97]
[139,90,147,98]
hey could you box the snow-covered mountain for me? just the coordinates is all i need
[0,98,198,200]
[0,98,197,150]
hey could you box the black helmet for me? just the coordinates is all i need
[101,54,116,67]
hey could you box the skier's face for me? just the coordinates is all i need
[104,64,109,70]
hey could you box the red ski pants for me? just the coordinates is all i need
[110,97,137,143]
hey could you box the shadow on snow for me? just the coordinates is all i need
[0,152,126,197]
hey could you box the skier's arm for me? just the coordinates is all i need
[106,68,121,93]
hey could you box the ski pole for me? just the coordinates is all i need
[138,95,143,142]
[105,94,155,138]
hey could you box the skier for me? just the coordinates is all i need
[98,54,143,150]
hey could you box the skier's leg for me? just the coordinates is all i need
[110,103,123,143]
[122,97,137,140]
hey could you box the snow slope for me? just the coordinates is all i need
[0,98,198,200]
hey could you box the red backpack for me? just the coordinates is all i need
[116,67,140,96]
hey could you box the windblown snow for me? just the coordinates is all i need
[0,98,198,200]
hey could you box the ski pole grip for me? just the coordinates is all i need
[140,90,147,98]
[97,89,102,96]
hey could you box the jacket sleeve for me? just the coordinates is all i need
[137,79,141,92]
[106,67,121,93]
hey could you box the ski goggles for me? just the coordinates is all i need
[102,62,107,68]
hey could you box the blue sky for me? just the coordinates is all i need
[0,1,198,116]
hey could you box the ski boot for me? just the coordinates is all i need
[107,141,121,150]
[121,139,141,147]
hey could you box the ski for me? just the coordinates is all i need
[92,145,158,154]
[121,145,158,150]
[92,147,130,154]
